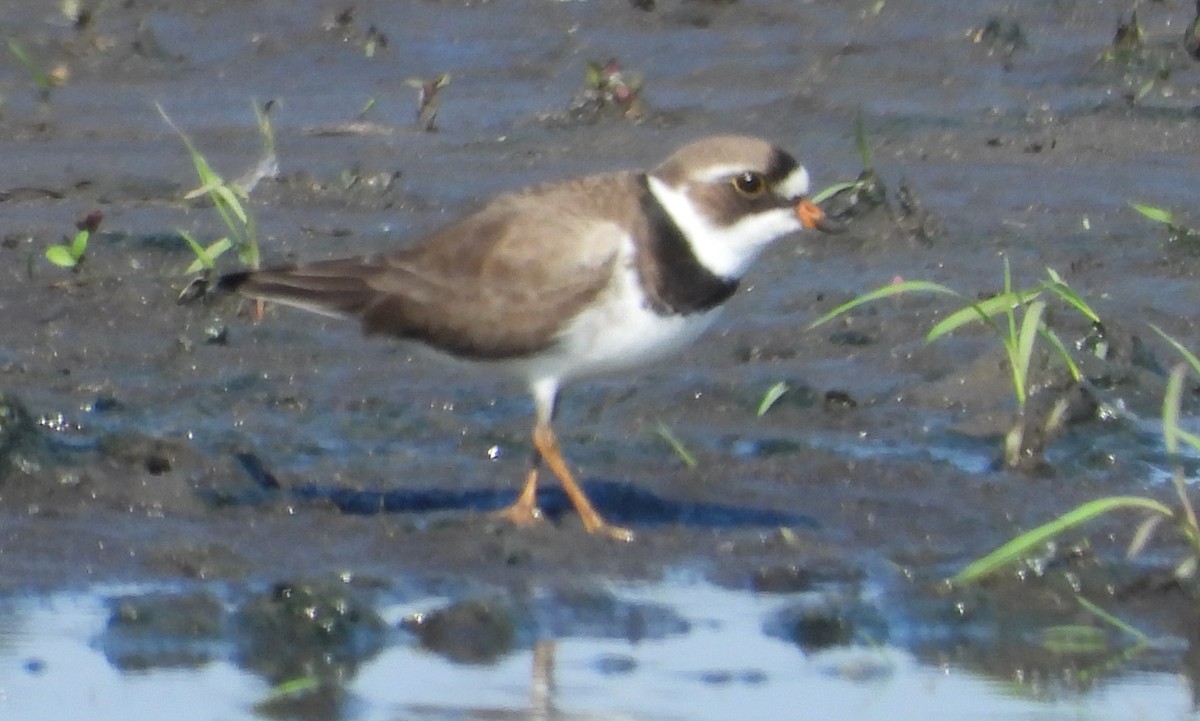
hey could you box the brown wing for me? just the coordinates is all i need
[222,174,630,360]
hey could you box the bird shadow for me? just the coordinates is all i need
[213,453,817,531]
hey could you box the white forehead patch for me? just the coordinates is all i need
[777,165,811,200]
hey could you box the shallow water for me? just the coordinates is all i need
[2,581,1195,721]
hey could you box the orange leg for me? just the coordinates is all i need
[491,467,544,526]
[533,422,634,542]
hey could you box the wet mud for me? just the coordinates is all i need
[3,0,1200,716]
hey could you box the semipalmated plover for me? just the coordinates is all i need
[220,135,835,541]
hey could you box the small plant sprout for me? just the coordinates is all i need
[811,110,878,206]
[5,38,66,102]
[45,210,102,271]
[810,261,1100,467]
[954,334,1200,587]
[654,419,697,469]
[405,73,450,132]
[1129,201,1200,247]
[583,58,644,120]
[810,112,935,242]
[1104,10,1145,66]
[362,24,387,58]
[179,231,232,274]
[757,381,790,417]
[159,101,275,275]
[1101,11,1172,100]
[356,96,377,121]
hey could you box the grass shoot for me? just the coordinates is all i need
[756,381,790,417]
[158,101,275,275]
[809,261,1100,467]
[1130,201,1200,247]
[811,110,876,205]
[654,419,697,469]
[954,332,1200,586]
[5,38,60,100]
[45,210,102,271]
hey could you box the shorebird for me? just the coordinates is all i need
[220,135,836,541]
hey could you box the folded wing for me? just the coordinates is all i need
[220,184,624,360]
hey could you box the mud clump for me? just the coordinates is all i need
[404,597,517,664]
[234,578,387,685]
[100,591,225,670]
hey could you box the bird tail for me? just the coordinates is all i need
[216,258,384,319]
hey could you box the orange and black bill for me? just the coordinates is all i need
[796,198,844,234]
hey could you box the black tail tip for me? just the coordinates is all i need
[177,269,257,307]
[215,270,253,293]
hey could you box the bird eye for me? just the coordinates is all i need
[732,171,766,196]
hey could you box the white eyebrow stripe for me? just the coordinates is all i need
[692,164,811,199]
[693,164,755,183]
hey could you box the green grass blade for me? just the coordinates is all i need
[1128,202,1174,226]
[1151,325,1200,377]
[807,280,958,330]
[1164,364,1186,456]
[1013,300,1046,402]
[183,176,224,201]
[209,198,243,244]
[6,38,51,90]
[952,495,1175,584]
[186,146,222,188]
[811,181,858,204]
[1002,257,1018,351]
[1043,269,1102,323]
[238,212,260,269]
[925,289,1039,342]
[1039,326,1082,382]
[206,237,234,262]
[1075,594,1150,643]
[260,675,320,703]
[183,234,232,274]
[1179,428,1200,455]
[157,102,208,168]
[212,185,249,225]
[854,109,872,171]
[925,304,989,342]
[757,382,789,417]
[654,420,697,469]
[1163,364,1200,530]
[238,241,260,270]
[180,230,209,268]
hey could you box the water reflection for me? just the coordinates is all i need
[0,583,1196,720]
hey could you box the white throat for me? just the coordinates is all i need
[646,176,803,279]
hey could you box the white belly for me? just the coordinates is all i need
[496,245,726,386]
[552,290,722,381]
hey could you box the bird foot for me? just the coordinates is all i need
[492,505,635,542]
[490,501,545,527]
[589,521,636,543]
